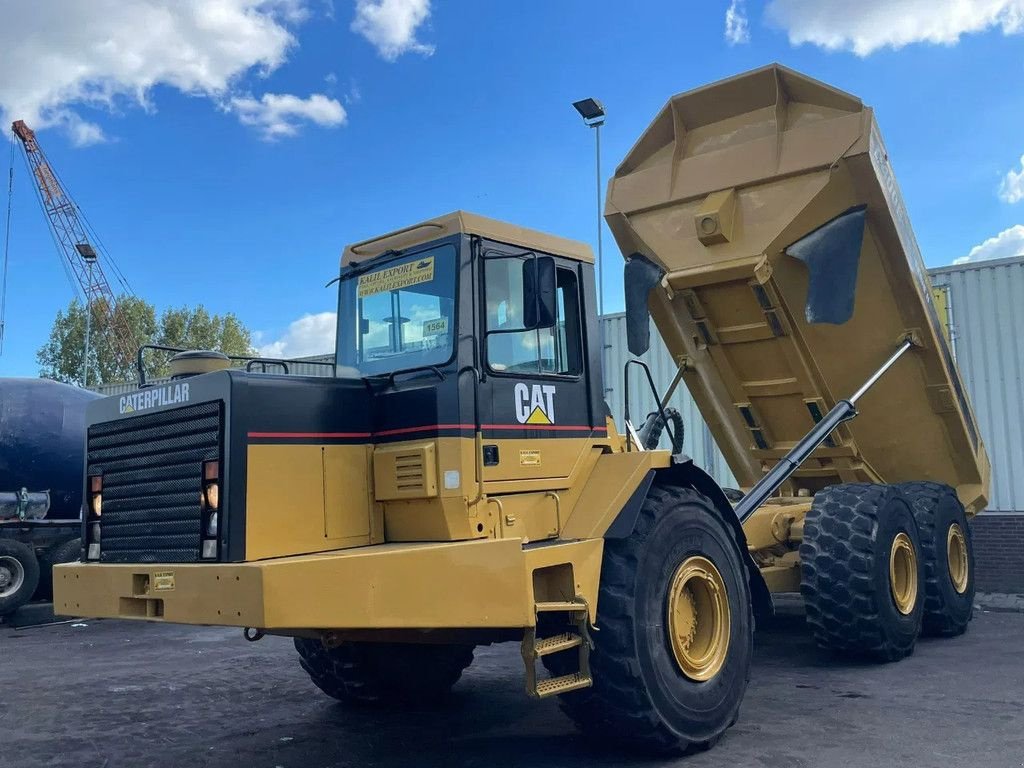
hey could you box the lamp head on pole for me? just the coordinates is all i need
[572,97,605,127]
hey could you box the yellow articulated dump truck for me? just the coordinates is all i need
[56,64,989,755]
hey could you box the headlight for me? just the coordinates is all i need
[205,510,218,537]
[204,482,219,511]
[88,475,103,517]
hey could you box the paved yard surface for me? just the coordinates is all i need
[2,608,1023,768]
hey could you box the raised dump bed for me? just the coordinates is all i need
[605,64,990,514]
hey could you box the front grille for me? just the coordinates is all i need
[88,401,222,563]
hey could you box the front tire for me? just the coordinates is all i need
[801,483,924,661]
[898,482,975,637]
[556,485,753,755]
[294,639,474,704]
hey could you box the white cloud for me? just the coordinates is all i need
[957,224,1024,264]
[0,1,349,144]
[766,0,1024,56]
[231,92,346,139]
[258,312,337,357]
[725,0,751,45]
[352,0,434,61]
[999,155,1024,203]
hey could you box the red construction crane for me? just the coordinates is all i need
[11,119,138,371]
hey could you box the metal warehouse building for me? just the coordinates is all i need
[603,255,1024,592]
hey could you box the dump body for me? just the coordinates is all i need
[606,64,989,513]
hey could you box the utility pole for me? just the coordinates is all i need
[572,98,608,383]
[83,250,97,386]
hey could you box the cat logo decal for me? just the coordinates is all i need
[514,383,556,425]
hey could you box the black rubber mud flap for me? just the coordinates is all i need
[786,205,867,325]
[623,253,666,355]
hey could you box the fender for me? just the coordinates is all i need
[606,457,774,623]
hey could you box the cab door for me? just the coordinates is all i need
[477,243,597,484]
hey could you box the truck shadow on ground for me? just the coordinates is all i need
[243,612,826,768]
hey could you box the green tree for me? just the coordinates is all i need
[151,305,255,376]
[37,296,255,386]
[37,296,157,385]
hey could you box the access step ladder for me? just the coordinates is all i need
[521,598,593,698]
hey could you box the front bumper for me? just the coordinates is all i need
[54,537,602,630]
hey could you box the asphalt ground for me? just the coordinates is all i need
[2,606,1023,768]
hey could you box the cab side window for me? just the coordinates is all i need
[485,257,582,375]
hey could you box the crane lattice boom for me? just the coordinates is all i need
[11,119,137,369]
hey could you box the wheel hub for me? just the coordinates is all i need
[889,532,918,615]
[947,523,969,594]
[666,555,730,682]
[0,555,25,598]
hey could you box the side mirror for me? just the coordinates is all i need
[624,254,665,355]
[523,255,557,329]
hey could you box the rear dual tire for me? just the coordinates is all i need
[800,483,924,662]
[898,482,974,637]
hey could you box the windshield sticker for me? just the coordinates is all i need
[422,317,448,336]
[358,256,435,298]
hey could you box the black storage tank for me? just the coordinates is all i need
[0,378,102,520]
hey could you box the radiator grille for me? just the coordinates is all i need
[88,401,222,563]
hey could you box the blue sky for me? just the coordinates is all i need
[2,0,1024,377]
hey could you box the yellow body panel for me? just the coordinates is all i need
[55,537,604,629]
[246,444,376,560]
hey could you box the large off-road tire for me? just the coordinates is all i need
[294,639,475,704]
[0,539,41,617]
[898,482,975,637]
[37,538,82,601]
[800,483,924,662]
[554,485,753,755]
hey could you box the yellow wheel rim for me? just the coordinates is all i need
[667,556,730,682]
[889,532,918,615]
[947,523,969,594]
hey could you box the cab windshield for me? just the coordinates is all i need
[336,244,457,376]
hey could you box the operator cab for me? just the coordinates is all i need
[337,211,600,385]
[333,212,609,542]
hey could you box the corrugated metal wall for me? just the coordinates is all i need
[930,255,1024,513]
[601,255,1024,513]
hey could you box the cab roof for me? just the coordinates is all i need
[341,211,594,267]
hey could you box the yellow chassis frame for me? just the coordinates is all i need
[56,537,603,631]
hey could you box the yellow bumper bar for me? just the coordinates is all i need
[54,538,602,630]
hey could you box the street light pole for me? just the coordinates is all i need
[83,254,96,387]
[572,98,608,376]
[593,119,604,318]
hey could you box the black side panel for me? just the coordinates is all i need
[226,374,373,561]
